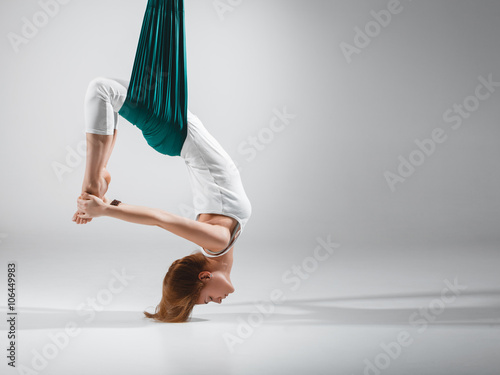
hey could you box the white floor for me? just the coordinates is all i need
[1,233,499,375]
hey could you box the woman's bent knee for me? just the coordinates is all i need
[85,77,128,110]
[85,77,112,103]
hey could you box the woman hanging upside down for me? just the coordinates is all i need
[72,0,252,323]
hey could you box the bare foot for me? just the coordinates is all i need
[82,169,110,198]
[73,168,111,224]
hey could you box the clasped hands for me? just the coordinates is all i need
[72,193,109,224]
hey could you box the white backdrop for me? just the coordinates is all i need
[0,0,499,310]
[1,0,499,249]
[1,2,500,374]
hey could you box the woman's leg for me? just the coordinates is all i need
[83,77,129,195]
[73,77,128,224]
[81,134,113,197]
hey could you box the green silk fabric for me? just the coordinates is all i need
[118,0,188,156]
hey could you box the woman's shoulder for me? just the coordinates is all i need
[197,213,239,234]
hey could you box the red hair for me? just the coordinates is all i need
[144,251,208,323]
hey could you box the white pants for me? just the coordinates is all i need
[83,77,252,237]
[85,77,129,135]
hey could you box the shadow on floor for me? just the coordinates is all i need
[197,289,500,326]
[4,289,499,329]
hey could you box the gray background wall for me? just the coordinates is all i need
[0,0,499,311]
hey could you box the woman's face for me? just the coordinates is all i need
[195,271,235,305]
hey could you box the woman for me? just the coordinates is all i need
[72,0,251,323]
[73,77,252,322]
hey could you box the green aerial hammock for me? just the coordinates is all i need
[118,0,188,157]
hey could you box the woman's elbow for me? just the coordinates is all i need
[212,228,231,252]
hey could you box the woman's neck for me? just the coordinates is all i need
[206,250,234,274]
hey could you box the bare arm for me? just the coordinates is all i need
[77,194,230,252]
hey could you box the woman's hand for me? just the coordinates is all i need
[76,193,107,219]
[72,195,111,224]
[72,210,92,224]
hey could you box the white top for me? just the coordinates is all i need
[180,111,252,257]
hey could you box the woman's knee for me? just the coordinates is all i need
[85,77,128,110]
[85,77,111,103]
